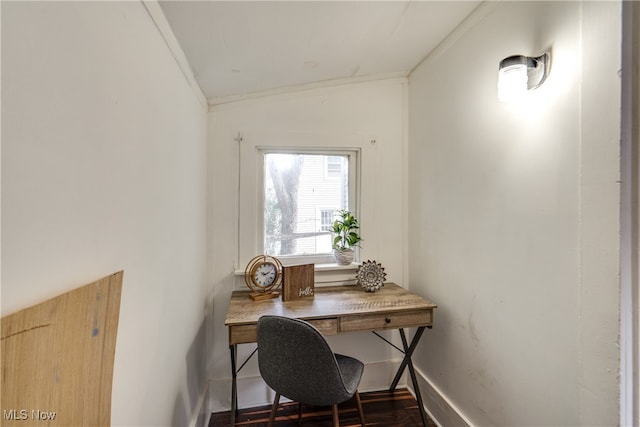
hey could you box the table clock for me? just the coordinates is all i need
[244,255,283,300]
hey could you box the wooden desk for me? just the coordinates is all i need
[225,283,437,425]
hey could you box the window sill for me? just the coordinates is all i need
[234,262,359,276]
[315,262,359,271]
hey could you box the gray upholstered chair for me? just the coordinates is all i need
[257,315,366,426]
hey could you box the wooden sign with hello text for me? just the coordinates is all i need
[282,264,315,301]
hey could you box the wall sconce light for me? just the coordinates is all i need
[498,52,550,102]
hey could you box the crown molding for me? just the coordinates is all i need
[141,0,207,109]
[209,72,408,107]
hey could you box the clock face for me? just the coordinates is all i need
[253,262,277,287]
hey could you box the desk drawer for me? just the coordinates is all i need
[340,310,432,333]
[229,317,339,345]
[229,325,258,345]
[308,318,339,336]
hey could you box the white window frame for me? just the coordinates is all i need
[257,147,360,266]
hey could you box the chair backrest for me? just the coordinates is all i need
[257,315,352,406]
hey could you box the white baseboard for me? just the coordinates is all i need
[208,359,408,412]
[409,364,474,427]
[189,381,211,427]
[205,360,472,427]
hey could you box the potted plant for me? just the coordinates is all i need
[331,209,362,265]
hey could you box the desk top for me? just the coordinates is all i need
[225,282,437,327]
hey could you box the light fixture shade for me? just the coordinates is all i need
[498,58,528,102]
[498,53,549,102]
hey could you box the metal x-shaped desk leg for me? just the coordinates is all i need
[389,327,429,426]
[229,344,258,425]
[229,345,238,426]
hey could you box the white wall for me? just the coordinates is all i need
[207,79,410,411]
[1,2,208,426]
[408,1,621,426]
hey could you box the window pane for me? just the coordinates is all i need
[326,156,343,178]
[264,153,349,257]
[320,209,334,232]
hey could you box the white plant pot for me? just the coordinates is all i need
[334,248,355,265]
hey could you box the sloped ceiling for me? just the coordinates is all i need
[158,1,480,103]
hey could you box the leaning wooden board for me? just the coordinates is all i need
[1,271,123,426]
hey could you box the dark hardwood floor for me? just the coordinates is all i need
[209,389,437,426]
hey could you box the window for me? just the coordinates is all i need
[326,156,344,178]
[319,209,335,232]
[261,149,358,264]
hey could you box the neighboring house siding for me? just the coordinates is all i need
[296,155,346,254]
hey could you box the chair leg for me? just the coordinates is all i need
[268,392,281,427]
[297,402,303,426]
[332,403,340,427]
[354,392,366,426]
